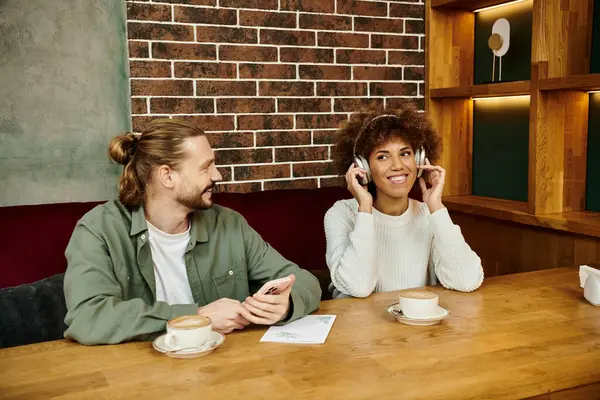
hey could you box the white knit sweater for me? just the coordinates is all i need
[324,198,484,298]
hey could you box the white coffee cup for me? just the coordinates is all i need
[165,315,212,351]
[398,289,439,319]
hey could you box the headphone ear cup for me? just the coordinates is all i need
[416,148,425,178]
[354,155,372,184]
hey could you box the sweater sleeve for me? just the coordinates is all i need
[429,207,484,292]
[324,202,378,298]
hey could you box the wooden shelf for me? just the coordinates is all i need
[430,81,531,99]
[539,74,600,92]
[444,195,600,238]
[431,0,515,11]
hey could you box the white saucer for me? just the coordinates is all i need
[153,331,225,359]
[387,304,450,326]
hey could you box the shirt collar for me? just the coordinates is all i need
[130,204,209,243]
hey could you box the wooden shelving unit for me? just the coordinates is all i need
[430,81,531,98]
[425,0,599,232]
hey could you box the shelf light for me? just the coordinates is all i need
[472,95,530,101]
[474,0,527,13]
[588,90,600,94]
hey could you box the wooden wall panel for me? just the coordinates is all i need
[450,211,600,278]
[429,98,472,197]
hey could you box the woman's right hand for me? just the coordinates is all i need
[345,164,373,213]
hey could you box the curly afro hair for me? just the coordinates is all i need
[332,104,441,178]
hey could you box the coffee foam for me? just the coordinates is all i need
[398,289,438,300]
[168,316,211,329]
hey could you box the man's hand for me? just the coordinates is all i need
[241,274,295,325]
[197,298,250,334]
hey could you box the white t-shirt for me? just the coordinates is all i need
[146,220,195,305]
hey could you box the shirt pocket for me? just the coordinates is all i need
[212,262,247,300]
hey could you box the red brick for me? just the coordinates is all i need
[237,115,294,130]
[131,98,148,114]
[337,0,387,16]
[174,7,237,25]
[354,17,404,33]
[390,3,425,19]
[217,99,275,114]
[388,51,424,65]
[150,98,214,114]
[317,32,369,48]
[220,0,278,9]
[234,164,291,180]
[372,35,419,50]
[256,131,311,146]
[180,115,235,131]
[260,30,315,46]
[216,149,273,164]
[280,47,334,63]
[264,179,318,191]
[320,176,345,187]
[214,182,262,194]
[129,61,171,78]
[336,49,386,64]
[404,66,424,80]
[386,97,425,111]
[313,130,336,144]
[353,66,403,80]
[128,23,194,41]
[299,65,351,80]
[299,14,352,31]
[207,132,254,148]
[174,62,236,78]
[158,0,215,5]
[239,63,296,79]
[296,114,347,129]
[370,82,418,96]
[317,82,367,96]
[129,41,149,58]
[259,81,314,96]
[292,162,336,177]
[240,11,296,28]
[196,26,257,44]
[152,43,216,60]
[132,116,153,133]
[219,45,278,62]
[281,0,334,13]
[334,98,384,112]
[405,20,425,34]
[126,3,171,21]
[217,167,232,181]
[278,98,331,113]
[275,147,328,162]
[196,81,256,96]
[131,80,193,96]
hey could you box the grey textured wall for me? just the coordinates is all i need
[0,0,131,206]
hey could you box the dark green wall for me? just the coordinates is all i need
[587,94,600,212]
[472,97,530,202]
[592,0,600,73]
[474,0,533,85]
[0,0,131,206]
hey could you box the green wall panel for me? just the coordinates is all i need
[0,0,131,206]
[592,0,600,73]
[474,0,533,85]
[472,97,530,202]
[587,94,600,212]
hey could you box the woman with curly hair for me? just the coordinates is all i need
[324,106,483,299]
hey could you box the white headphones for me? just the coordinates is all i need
[352,114,426,186]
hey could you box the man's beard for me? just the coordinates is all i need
[176,183,214,210]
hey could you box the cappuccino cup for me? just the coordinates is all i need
[398,288,439,319]
[165,315,212,351]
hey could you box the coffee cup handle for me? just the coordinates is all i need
[165,333,179,351]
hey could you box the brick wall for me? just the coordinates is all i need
[126,0,425,193]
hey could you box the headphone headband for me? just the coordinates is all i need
[352,114,399,156]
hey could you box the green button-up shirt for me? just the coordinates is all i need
[63,200,321,345]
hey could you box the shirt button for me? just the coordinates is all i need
[141,234,146,240]
[228,270,234,276]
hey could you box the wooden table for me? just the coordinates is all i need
[1,268,599,399]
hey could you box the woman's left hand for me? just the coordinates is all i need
[418,158,446,213]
